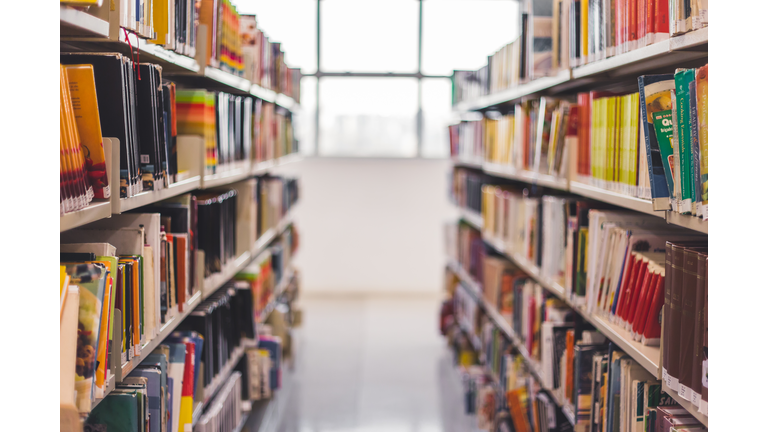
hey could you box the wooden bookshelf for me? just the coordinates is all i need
[60,200,112,232]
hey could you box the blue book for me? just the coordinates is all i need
[129,368,162,432]
[169,331,204,399]
[258,336,282,390]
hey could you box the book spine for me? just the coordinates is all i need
[677,249,700,401]
[690,252,706,407]
[662,243,673,385]
[665,245,686,390]
[696,65,708,219]
[689,78,701,215]
[675,70,693,214]
[637,76,671,210]
[670,89,682,212]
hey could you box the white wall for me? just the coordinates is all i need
[275,157,456,294]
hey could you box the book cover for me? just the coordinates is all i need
[651,110,676,208]
[85,392,139,431]
[638,74,674,210]
[695,65,708,219]
[63,65,110,199]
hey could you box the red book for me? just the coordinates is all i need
[577,93,591,176]
[632,269,660,336]
[638,0,646,45]
[655,0,669,39]
[616,253,640,320]
[642,272,665,341]
[647,0,655,35]
[624,257,650,324]
[614,252,636,320]
[629,0,638,44]
[615,0,623,53]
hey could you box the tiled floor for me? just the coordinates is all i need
[275,294,476,432]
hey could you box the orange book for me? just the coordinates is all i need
[506,388,532,432]
[60,66,86,211]
[564,329,575,403]
[61,65,91,205]
[174,235,188,310]
[63,65,110,199]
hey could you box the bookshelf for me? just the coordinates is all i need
[458,207,484,230]
[60,200,112,232]
[453,32,708,112]
[452,165,708,233]
[448,260,575,426]
[204,66,253,93]
[60,6,110,38]
[116,175,202,213]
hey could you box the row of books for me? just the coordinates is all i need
[58,52,299,209]
[60,64,106,215]
[59,176,298,409]
[451,0,707,105]
[236,225,299,321]
[450,168,485,216]
[449,67,709,220]
[61,0,302,99]
[443,259,707,431]
[241,16,302,100]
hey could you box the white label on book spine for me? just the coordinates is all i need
[665,369,679,391]
[691,391,701,407]
[141,154,150,164]
[678,384,691,400]
[121,351,127,364]
[702,359,708,387]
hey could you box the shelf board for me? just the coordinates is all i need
[662,382,708,427]
[569,181,658,216]
[60,200,112,232]
[670,27,709,51]
[569,181,708,233]
[251,153,302,176]
[484,162,569,191]
[457,206,484,230]
[117,31,200,74]
[60,6,110,38]
[454,31,707,111]
[250,84,277,103]
[274,93,297,111]
[455,69,572,111]
[204,67,251,93]
[451,157,484,169]
[202,250,252,299]
[201,163,251,189]
[90,372,117,411]
[118,175,201,213]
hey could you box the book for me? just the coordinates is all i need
[638,74,674,210]
[695,65,708,219]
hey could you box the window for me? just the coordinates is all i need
[244,0,520,158]
[319,78,418,157]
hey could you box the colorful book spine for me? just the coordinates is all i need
[674,69,695,214]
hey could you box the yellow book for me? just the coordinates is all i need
[606,96,616,187]
[628,93,640,194]
[150,0,169,45]
[591,98,599,180]
[61,65,89,209]
[64,65,110,199]
[619,95,629,192]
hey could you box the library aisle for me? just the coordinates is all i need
[276,295,475,432]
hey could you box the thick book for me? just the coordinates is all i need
[690,251,707,407]
[61,53,138,197]
[677,248,706,401]
[638,74,675,210]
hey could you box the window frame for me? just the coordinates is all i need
[303,0,453,158]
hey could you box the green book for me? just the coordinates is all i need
[675,69,696,214]
[651,111,676,205]
[86,392,139,432]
